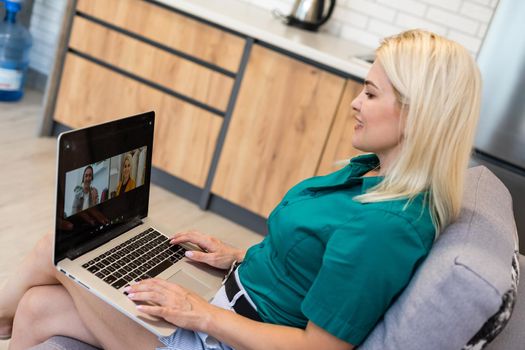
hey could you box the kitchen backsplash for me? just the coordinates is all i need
[27,0,498,80]
[237,0,498,56]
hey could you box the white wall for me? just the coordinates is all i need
[238,0,499,56]
[28,0,498,77]
[27,0,67,74]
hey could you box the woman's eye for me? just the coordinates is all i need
[365,92,374,98]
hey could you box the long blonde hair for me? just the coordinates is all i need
[355,30,482,236]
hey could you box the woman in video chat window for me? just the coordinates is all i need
[116,153,136,196]
[72,165,99,215]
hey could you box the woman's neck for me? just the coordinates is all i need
[375,145,401,177]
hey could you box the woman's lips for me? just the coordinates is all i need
[354,116,364,130]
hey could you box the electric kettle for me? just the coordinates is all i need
[282,0,336,32]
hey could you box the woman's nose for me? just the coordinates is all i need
[351,95,361,112]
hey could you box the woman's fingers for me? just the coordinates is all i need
[127,291,165,305]
[170,230,216,251]
[127,278,186,296]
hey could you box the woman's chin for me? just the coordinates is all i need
[351,140,366,152]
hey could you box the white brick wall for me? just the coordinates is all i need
[237,0,499,56]
[28,0,499,76]
[28,0,67,74]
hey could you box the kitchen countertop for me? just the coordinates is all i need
[153,0,373,79]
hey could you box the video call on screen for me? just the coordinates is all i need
[64,146,147,218]
[55,112,155,262]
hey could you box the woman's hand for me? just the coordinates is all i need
[125,279,217,332]
[170,230,245,270]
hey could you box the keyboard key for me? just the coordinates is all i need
[122,274,134,283]
[145,260,173,278]
[104,275,117,284]
[112,279,127,289]
[88,265,100,273]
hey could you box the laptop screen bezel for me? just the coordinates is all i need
[54,111,155,265]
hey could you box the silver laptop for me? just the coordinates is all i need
[53,111,223,337]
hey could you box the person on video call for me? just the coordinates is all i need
[116,153,136,196]
[1,30,482,349]
[71,165,99,215]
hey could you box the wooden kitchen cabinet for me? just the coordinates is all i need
[54,54,222,188]
[76,0,245,72]
[53,0,245,188]
[315,79,364,176]
[68,16,235,111]
[211,44,346,217]
[49,0,367,229]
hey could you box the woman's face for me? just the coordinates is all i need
[123,158,131,182]
[83,167,93,186]
[351,61,404,156]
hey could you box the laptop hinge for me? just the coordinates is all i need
[66,219,143,260]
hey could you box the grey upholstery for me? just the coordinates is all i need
[484,253,525,349]
[29,335,100,350]
[35,167,522,349]
[361,166,519,349]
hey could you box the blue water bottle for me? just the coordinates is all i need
[0,0,32,101]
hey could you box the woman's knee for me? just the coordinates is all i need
[13,286,51,335]
[12,285,87,347]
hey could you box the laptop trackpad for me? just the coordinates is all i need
[167,270,213,296]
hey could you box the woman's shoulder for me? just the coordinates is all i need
[353,194,435,247]
[73,186,83,196]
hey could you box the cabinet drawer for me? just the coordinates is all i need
[69,16,234,112]
[76,0,244,73]
[55,53,222,188]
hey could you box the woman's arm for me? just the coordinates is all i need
[208,309,354,350]
[125,279,353,350]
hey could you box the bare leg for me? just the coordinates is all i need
[0,233,59,336]
[9,285,101,350]
[2,233,163,349]
[54,271,163,349]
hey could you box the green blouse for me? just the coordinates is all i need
[238,153,436,345]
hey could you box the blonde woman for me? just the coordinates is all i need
[116,153,136,196]
[1,30,481,349]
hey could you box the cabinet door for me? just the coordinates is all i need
[316,79,364,176]
[54,53,222,188]
[76,0,244,72]
[69,16,234,111]
[211,44,346,217]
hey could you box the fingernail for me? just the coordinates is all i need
[127,293,135,298]
[123,286,131,292]
[185,251,193,258]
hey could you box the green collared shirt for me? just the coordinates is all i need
[238,153,435,345]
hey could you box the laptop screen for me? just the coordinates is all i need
[54,112,155,263]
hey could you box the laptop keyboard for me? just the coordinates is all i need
[81,228,186,290]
